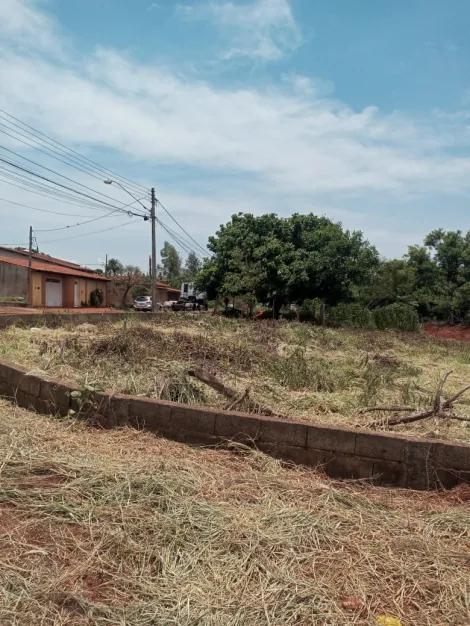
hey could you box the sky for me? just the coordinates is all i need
[1,0,470,268]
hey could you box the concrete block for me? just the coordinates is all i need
[129,398,172,430]
[371,459,407,487]
[18,374,41,398]
[214,411,261,442]
[260,418,308,448]
[404,440,437,490]
[40,379,71,412]
[355,431,406,462]
[433,441,470,472]
[258,442,331,468]
[307,424,356,454]
[324,453,374,481]
[103,394,130,427]
[183,430,221,446]
[170,404,217,434]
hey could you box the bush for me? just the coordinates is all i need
[299,299,323,323]
[279,305,297,321]
[328,303,376,329]
[373,303,420,332]
[89,289,104,307]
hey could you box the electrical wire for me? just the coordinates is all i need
[0,169,143,214]
[0,144,147,213]
[156,217,205,259]
[0,196,107,218]
[157,200,207,255]
[0,195,147,218]
[34,210,118,232]
[0,108,149,197]
[0,108,207,258]
[0,156,147,217]
[38,219,137,244]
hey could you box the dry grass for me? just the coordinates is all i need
[0,399,470,625]
[2,315,470,442]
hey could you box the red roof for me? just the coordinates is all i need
[0,247,81,269]
[0,256,110,281]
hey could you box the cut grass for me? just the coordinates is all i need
[2,315,470,442]
[0,400,469,625]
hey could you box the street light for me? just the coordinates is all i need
[104,179,157,312]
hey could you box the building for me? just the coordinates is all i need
[0,248,109,308]
[107,278,180,307]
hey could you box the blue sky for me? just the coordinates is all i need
[1,0,470,268]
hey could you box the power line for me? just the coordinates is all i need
[0,156,147,217]
[157,200,207,256]
[156,217,205,259]
[34,210,118,232]
[0,195,146,219]
[0,169,144,214]
[0,108,149,197]
[0,144,146,214]
[38,219,136,244]
[0,196,107,218]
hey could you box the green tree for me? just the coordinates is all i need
[106,258,124,276]
[159,242,182,284]
[197,212,379,313]
[185,251,202,278]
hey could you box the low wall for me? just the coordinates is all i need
[0,358,469,490]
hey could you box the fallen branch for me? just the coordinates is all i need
[368,370,470,429]
[359,406,415,415]
[188,368,278,417]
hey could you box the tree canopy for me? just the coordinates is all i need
[197,213,379,309]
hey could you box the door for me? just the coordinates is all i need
[74,281,80,307]
[45,278,62,307]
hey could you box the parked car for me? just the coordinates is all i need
[133,296,161,311]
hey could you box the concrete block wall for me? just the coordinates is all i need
[0,358,469,490]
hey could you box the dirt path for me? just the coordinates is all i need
[423,323,470,342]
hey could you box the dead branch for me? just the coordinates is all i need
[367,370,470,429]
[359,406,415,415]
[225,388,250,411]
[443,384,470,409]
[433,370,452,413]
[188,368,278,417]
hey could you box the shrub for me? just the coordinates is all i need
[373,303,420,332]
[328,303,376,329]
[299,299,322,323]
[279,305,297,321]
[89,289,104,307]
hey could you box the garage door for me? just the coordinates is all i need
[45,278,62,307]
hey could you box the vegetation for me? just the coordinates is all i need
[3,316,470,444]
[0,399,469,625]
[195,211,470,325]
[196,213,378,313]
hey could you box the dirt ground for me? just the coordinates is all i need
[423,323,470,342]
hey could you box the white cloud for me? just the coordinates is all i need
[1,0,470,265]
[177,0,302,61]
[0,0,61,54]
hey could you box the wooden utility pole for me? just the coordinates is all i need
[104,253,108,276]
[27,226,33,306]
[150,188,157,311]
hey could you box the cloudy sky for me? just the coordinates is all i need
[1,0,470,268]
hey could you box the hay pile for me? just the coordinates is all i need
[0,399,469,625]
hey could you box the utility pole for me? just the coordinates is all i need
[105,253,108,276]
[27,226,33,307]
[150,187,157,312]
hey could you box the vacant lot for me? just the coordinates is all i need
[0,399,469,625]
[2,315,470,443]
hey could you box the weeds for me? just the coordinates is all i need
[2,317,470,442]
